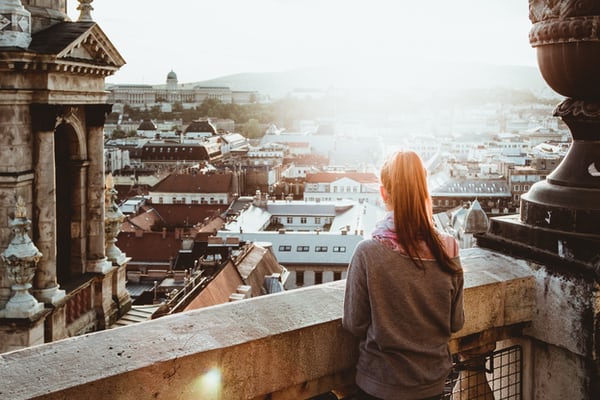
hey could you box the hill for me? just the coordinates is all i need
[189,63,552,99]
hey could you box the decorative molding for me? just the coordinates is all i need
[529,15,600,46]
[553,98,600,119]
[58,24,125,69]
[529,0,600,24]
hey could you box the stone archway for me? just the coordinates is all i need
[54,122,88,282]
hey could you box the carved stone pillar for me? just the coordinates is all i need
[0,0,32,49]
[32,126,65,305]
[76,0,94,22]
[104,173,126,266]
[0,197,44,318]
[105,173,131,315]
[85,105,112,274]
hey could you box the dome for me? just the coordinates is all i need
[167,70,177,80]
[463,199,490,234]
[137,119,157,131]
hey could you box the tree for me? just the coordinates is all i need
[243,119,263,139]
[111,129,128,139]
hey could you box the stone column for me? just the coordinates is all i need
[105,173,131,317]
[85,105,112,274]
[31,109,65,305]
[0,197,44,319]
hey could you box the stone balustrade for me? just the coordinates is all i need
[0,248,535,400]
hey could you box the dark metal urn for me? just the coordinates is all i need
[477,1,600,271]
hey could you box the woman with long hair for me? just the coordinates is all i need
[343,150,464,400]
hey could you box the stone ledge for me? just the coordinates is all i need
[0,248,536,400]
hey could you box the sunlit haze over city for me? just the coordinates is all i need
[68,0,536,87]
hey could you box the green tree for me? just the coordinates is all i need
[111,129,128,139]
[242,119,263,139]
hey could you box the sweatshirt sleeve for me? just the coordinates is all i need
[451,269,465,333]
[342,243,371,339]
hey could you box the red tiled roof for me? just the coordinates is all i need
[151,172,232,194]
[117,231,181,263]
[183,262,243,310]
[121,208,164,232]
[305,172,379,184]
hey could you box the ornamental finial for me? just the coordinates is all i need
[14,196,27,219]
[77,0,94,22]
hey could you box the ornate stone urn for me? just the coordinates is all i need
[104,174,127,265]
[522,0,600,263]
[1,198,44,318]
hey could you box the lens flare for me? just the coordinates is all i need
[190,368,222,399]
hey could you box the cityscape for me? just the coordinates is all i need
[1,1,599,400]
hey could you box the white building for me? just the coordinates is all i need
[218,195,385,289]
[148,171,233,205]
[303,172,381,205]
[104,147,131,172]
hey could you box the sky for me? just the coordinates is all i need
[67,0,537,86]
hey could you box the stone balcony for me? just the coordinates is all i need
[0,247,587,400]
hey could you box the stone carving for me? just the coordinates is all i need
[77,0,94,22]
[529,0,600,46]
[0,0,31,48]
[529,15,600,46]
[104,173,127,265]
[0,197,44,318]
[529,0,600,23]
[554,98,600,118]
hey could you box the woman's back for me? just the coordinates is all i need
[343,236,464,399]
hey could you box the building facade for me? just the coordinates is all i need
[0,1,130,352]
[107,70,259,109]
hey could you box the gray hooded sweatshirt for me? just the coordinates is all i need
[343,238,464,400]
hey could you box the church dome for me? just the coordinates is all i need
[167,70,177,80]
[463,199,490,234]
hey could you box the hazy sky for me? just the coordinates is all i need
[67,0,536,85]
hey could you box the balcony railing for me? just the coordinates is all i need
[0,247,535,400]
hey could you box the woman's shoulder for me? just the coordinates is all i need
[354,238,392,254]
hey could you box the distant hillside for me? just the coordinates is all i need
[190,63,552,99]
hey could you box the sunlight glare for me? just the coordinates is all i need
[190,368,222,399]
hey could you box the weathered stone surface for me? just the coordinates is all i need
[0,250,537,400]
[524,268,598,357]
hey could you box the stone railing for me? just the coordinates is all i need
[64,280,94,326]
[0,248,535,400]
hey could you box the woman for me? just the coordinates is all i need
[343,151,464,400]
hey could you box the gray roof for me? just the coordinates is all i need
[266,203,336,217]
[431,179,511,197]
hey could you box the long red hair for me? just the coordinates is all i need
[380,151,459,274]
